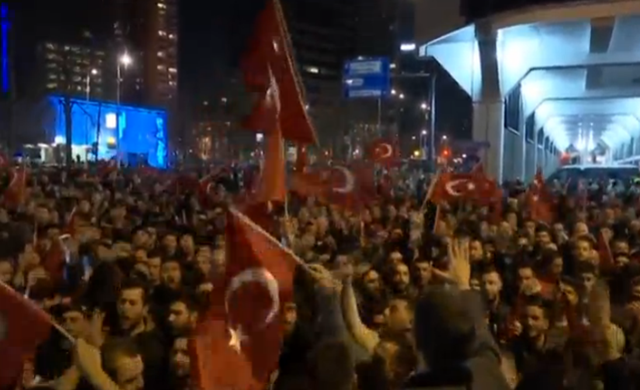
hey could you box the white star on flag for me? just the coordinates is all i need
[228,326,248,353]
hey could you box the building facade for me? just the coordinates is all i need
[280,0,357,146]
[36,40,107,100]
[114,0,178,108]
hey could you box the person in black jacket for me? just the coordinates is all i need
[403,239,511,390]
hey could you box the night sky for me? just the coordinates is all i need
[180,0,265,98]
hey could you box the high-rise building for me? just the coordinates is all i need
[279,0,357,143]
[36,40,108,100]
[115,0,178,108]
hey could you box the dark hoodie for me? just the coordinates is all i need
[403,286,510,390]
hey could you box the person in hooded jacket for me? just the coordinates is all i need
[403,239,511,390]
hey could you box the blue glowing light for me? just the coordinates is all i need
[1,4,10,94]
[47,95,168,168]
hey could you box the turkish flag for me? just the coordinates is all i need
[369,139,396,165]
[3,167,27,210]
[189,208,297,390]
[292,163,375,211]
[241,0,318,145]
[430,172,475,204]
[255,126,287,204]
[430,170,500,206]
[525,167,554,224]
[0,282,52,388]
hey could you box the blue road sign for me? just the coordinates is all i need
[343,57,391,99]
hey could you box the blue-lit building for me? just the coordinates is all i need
[32,96,168,168]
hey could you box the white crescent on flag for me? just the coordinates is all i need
[445,179,475,196]
[378,143,393,158]
[224,267,280,328]
[333,166,355,194]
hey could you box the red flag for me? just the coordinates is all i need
[291,164,375,210]
[294,144,307,173]
[0,282,52,388]
[597,230,615,272]
[369,139,396,165]
[290,170,327,198]
[525,167,554,224]
[255,127,286,204]
[241,0,317,145]
[3,167,27,209]
[41,239,66,284]
[430,172,499,205]
[189,209,297,390]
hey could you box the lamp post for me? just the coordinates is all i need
[390,72,436,166]
[86,68,98,101]
[116,53,132,164]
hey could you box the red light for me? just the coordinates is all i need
[442,149,450,157]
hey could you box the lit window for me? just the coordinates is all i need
[168,67,177,73]
[158,51,165,57]
[157,2,166,8]
[157,65,166,70]
[45,43,55,49]
[105,113,117,129]
[46,83,58,89]
[304,66,319,74]
[158,30,167,36]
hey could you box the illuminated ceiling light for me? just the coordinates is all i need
[400,43,416,52]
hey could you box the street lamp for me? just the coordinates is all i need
[116,52,132,164]
[86,68,98,101]
[117,53,132,105]
[420,102,428,110]
[399,93,405,99]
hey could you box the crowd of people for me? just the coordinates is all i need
[1,164,640,390]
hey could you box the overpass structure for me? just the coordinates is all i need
[416,0,640,182]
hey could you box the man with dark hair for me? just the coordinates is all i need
[167,293,199,336]
[403,239,510,389]
[114,278,169,390]
[101,338,144,389]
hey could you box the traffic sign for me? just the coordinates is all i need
[343,57,391,99]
